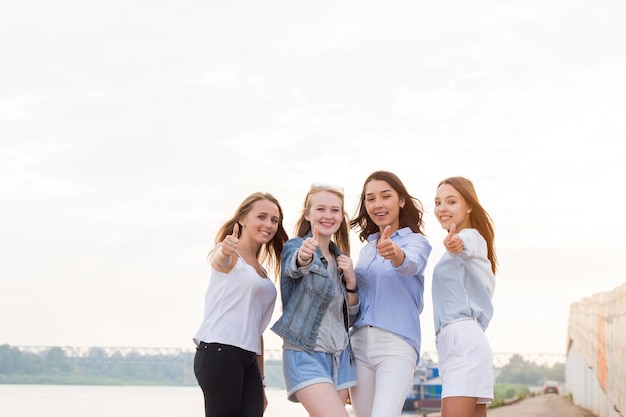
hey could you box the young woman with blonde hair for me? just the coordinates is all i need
[271,183,359,417]
[193,192,288,417]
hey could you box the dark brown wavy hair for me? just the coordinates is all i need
[350,171,426,242]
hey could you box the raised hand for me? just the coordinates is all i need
[337,254,356,289]
[444,223,463,253]
[298,225,319,263]
[221,223,240,257]
[376,225,396,259]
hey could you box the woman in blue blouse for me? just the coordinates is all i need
[348,171,432,417]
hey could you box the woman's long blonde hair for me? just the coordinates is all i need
[293,184,350,256]
[211,192,288,277]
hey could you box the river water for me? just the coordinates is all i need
[0,384,438,416]
[0,384,323,417]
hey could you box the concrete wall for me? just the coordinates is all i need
[567,282,626,417]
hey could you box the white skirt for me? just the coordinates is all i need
[435,318,493,403]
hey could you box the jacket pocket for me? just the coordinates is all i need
[303,268,329,295]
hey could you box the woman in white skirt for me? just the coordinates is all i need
[432,177,497,417]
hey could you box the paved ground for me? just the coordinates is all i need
[421,394,597,417]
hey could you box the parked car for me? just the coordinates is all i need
[543,380,560,394]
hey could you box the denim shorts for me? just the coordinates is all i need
[282,348,356,402]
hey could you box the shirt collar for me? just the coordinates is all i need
[366,226,412,242]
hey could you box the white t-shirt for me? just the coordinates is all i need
[193,255,277,355]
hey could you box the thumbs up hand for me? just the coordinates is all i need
[298,225,319,265]
[444,223,463,254]
[213,223,240,272]
[221,223,240,257]
[377,225,396,260]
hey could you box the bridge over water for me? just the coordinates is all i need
[14,345,564,367]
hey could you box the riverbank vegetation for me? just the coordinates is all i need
[496,353,565,385]
[1,344,563,394]
[0,344,287,387]
[490,354,565,407]
[0,344,194,385]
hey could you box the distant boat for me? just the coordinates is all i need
[403,360,442,411]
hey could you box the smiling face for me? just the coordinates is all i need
[304,190,344,237]
[434,183,472,232]
[239,199,280,244]
[364,179,405,233]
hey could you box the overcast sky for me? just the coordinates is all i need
[1,1,625,358]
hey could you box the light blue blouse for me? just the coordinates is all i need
[432,228,495,333]
[351,227,432,362]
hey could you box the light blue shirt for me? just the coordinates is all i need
[352,227,432,362]
[432,228,495,333]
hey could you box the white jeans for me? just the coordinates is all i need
[349,326,417,417]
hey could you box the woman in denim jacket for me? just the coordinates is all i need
[271,183,359,417]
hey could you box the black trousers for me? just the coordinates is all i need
[194,342,264,417]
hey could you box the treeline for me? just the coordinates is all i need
[0,344,194,385]
[1,344,562,388]
[0,344,286,387]
[496,354,565,385]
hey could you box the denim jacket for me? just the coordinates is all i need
[270,234,359,354]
